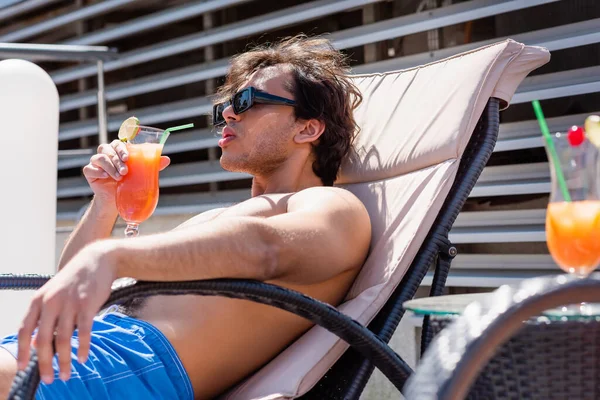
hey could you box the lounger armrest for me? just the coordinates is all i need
[404,273,600,400]
[7,277,413,400]
[0,274,52,290]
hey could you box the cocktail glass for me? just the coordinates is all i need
[115,126,164,237]
[545,130,600,315]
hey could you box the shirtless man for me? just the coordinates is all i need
[0,35,370,399]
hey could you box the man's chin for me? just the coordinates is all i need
[219,156,246,174]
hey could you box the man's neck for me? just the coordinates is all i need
[246,149,325,196]
[250,160,323,196]
[251,176,323,197]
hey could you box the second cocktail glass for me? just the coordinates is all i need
[115,125,164,237]
[544,129,600,316]
[545,131,600,278]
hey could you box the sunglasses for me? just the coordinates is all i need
[212,86,296,127]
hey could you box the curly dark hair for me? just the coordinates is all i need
[215,35,362,186]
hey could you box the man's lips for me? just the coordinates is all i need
[219,126,237,147]
[222,126,236,139]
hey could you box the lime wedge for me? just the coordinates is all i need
[118,116,140,142]
[585,115,600,147]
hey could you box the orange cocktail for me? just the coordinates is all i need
[114,119,193,237]
[546,200,600,276]
[116,142,163,225]
[115,122,165,237]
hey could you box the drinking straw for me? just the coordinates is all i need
[159,123,195,145]
[532,100,571,202]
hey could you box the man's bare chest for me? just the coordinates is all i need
[179,193,294,229]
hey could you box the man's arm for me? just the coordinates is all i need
[56,197,118,271]
[56,198,224,271]
[58,139,171,271]
[17,187,371,381]
[109,187,371,285]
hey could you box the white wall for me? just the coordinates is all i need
[0,59,58,337]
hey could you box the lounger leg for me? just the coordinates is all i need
[420,239,456,356]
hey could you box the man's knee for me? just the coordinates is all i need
[0,347,18,399]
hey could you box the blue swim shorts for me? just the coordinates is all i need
[0,311,194,400]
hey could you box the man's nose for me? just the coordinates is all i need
[221,103,240,123]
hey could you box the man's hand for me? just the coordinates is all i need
[84,139,170,206]
[17,244,118,383]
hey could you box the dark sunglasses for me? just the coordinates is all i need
[212,86,296,127]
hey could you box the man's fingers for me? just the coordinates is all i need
[105,142,128,175]
[17,297,41,370]
[34,304,60,384]
[56,309,76,381]
[110,152,128,176]
[82,165,109,181]
[110,139,129,162]
[75,312,94,364]
[90,154,121,181]
[159,156,171,171]
[95,144,125,178]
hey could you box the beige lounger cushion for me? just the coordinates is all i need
[222,39,550,399]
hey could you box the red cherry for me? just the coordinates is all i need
[568,125,585,146]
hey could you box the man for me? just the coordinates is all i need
[0,35,371,399]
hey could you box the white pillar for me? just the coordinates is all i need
[0,59,59,337]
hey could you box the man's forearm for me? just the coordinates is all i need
[57,197,119,271]
[106,216,277,282]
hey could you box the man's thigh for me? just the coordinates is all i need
[0,346,17,399]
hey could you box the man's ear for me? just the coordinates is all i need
[294,119,325,144]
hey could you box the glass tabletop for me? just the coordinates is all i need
[403,293,488,316]
[404,293,600,319]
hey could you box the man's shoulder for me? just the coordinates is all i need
[288,186,367,215]
[290,186,359,200]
